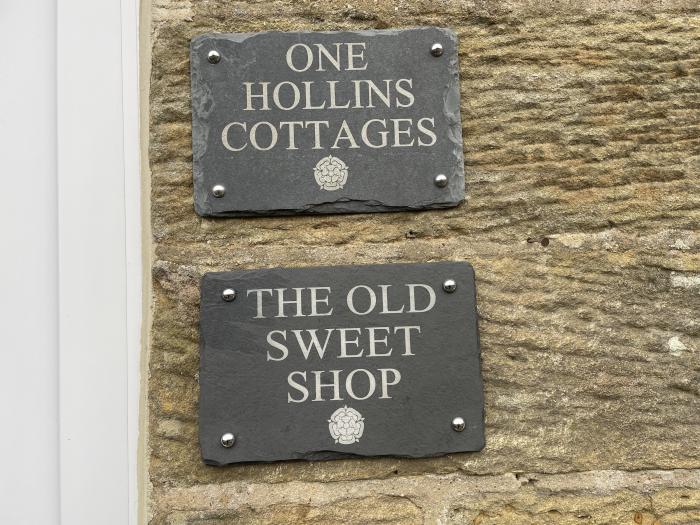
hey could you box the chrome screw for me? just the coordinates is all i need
[443,279,457,293]
[434,174,448,188]
[212,184,225,198]
[208,50,221,64]
[222,289,236,302]
[221,432,235,447]
[452,417,465,432]
[431,43,444,57]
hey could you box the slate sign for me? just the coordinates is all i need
[190,28,464,217]
[199,262,483,465]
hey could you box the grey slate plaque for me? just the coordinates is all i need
[190,28,464,217]
[199,262,483,465]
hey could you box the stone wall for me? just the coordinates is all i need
[146,1,700,523]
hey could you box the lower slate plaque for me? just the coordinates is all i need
[190,28,465,216]
[199,262,483,465]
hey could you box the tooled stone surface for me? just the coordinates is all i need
[147,0,700,523]
[152,470,700,524]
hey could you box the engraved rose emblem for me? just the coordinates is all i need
[328,406,364,445]
[313,155,348,191]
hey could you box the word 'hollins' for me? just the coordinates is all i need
[242,78,416,112]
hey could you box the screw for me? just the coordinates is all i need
[431,43,443,57]
[222,289,236,302]
[212,184,225,197]
[208,50,221,64]
[443,279,457,293]
[434,174,448,188]
[221,432,235,447]
[452,417,465,432]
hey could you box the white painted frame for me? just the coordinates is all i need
[57,0,142,523]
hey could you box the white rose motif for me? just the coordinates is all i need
[313,155,348,191]
[328,406,364,445]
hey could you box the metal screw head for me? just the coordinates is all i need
[208,50,221,64]
[443,279,457,293]
[452,417,466,432]
[221,432,235,447]
[222,288,236,302]
[431,43,444,57]
[212,184,225,198]
[434,174,448,188]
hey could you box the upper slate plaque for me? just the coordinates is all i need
[199,262,483,465]
[190,28,464,216]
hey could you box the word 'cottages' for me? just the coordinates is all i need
[221,43,437,152]
[245,283,436,402]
